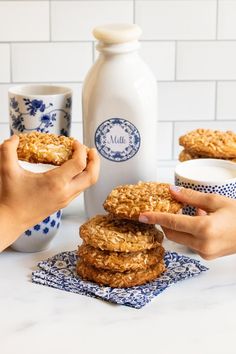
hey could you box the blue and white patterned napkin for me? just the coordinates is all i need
[32,250,208,309]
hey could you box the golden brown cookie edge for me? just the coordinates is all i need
[77,259,166,288]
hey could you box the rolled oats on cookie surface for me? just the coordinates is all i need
[77,259,166,288]
[79,215,164,253]
[179,149,236,163]
[77,183,170,288]
[103,182,182,220]
[17,131,74,165]
[179,129,236,159]
[78,242,165,272]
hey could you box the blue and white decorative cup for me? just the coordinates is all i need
[175,159,236,216]
[11,161,62,253]
[9,84,72,137]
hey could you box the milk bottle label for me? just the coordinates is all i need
[95,118,141,162]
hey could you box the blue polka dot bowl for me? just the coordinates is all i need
[11,210,62,253]
[175,159,236,216]
[11,161,62,253]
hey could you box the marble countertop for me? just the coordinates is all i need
[1,185,236,354]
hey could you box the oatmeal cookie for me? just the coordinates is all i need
[78,243,165,272]
[77,259,166,288]
[179,129,236,159]
[179,149,202,162]
[103,182,182,220]
[178,149,236,163]
[17,131,74,165]
[79,215,164,253]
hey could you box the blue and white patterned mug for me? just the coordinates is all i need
[11,161,62,253]
[9,84,72,137]
[175,159,236,216]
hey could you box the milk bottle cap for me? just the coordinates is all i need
[93,24,142,44]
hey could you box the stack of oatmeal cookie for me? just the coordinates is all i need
[179,129,236,163]
[77,182,183,288]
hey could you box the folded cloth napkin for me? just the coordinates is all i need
[32,250,208,309]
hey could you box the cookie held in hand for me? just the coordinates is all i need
[103,182,183,220]
[17,131,74,165]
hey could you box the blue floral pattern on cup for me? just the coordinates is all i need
[10,96,71,136]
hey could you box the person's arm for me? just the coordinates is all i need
[0,205,27,252]
[139,186,236,260]
[0,135,100,252]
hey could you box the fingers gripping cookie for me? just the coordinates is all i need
[103,182,182,220]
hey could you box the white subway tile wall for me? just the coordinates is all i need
[217,82,236,120]
[218,1,236,39]
[136,1,217,40]
[12,43,93,82]
[140,42,175,80]
[177,42,236,80]
[0,44,10,82]
[0,2,49,42]
[0,0,235,167]
[51,1,133,41]
[158,82,216,121]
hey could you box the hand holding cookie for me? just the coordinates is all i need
[77,182,182,288]
[0,134,100,252]
[103,181,183,220]
[139,185,236,260]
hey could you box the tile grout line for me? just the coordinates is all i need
[174,41,177,81]
[49,0,52,42]
[3,40,236,44]
[2,79,236,84]
[133,0,135,24]
[0,40,95,44]
[172,122,175,160]
[1,80,236,86]
[215,81,218,120]
[216,0,219,40]
[214,0,218,120]
[0,81,84,85]
[9,43,13,84]
[0,0,221,1]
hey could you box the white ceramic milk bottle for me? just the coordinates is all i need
[82,24,158,217]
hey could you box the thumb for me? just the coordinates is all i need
[0,135,20,171]
[169,185,225,211]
